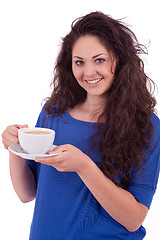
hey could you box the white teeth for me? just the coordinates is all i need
[86,78,102,84]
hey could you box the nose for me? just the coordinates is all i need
[83,63,97,79]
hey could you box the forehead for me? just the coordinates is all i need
[72,35,109,57]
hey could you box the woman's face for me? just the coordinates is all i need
[72,35,116,98]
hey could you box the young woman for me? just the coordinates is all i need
[2,11,160,240]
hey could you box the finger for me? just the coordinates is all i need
[35,157,64,172]
[9,124,28,136]
[3,140,14,149]
[35,156,57,165]
[6,134,19,145]
[35,151,63,164]
[2,136,18,149]
[6,125,19,137]
[2,129,18,148]
[48,144,69,154]
[2,124,28,148]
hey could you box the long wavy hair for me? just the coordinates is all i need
[45,11,156,188]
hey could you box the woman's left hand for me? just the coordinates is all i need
[35,144,91,173]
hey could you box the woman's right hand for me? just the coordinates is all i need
[1,124,28,150]
[2,124,36,203]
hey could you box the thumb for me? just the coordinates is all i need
[48,145,66,155]
[16,124,28,129]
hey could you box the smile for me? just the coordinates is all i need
[85,78,103,84]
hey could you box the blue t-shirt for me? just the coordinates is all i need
[26,104,160,240]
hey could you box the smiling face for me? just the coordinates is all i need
[72,35,116,100]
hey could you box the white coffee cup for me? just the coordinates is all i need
[18,127,55,154]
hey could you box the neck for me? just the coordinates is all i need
[84,95,106,112]
[68,95,106,123]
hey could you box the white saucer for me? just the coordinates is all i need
[8,143,62,160]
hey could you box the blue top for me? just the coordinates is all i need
[26,104,160,240]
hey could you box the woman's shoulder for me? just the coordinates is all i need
[151,113,160,128]
[150,113,160,145]
[36,102,61,127]
[40,102,61,115]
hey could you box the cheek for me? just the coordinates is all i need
[72,66,82,81]
[72,65,77,78]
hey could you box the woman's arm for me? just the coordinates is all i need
[9,152,36,203]
[36,144,148,232]
[2,125,37,203]
[77,159,148,232]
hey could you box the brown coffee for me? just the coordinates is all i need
[24,131,51,135]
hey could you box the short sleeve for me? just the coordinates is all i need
[127,114,160,208]
[35,103,47,128]
[25,103,47,182]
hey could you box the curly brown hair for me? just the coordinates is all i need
[45,11,156,188]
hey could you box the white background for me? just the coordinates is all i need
[0,0,159,239]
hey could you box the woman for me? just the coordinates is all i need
[2,11,160,239]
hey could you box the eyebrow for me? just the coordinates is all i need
[73,53,108,59]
